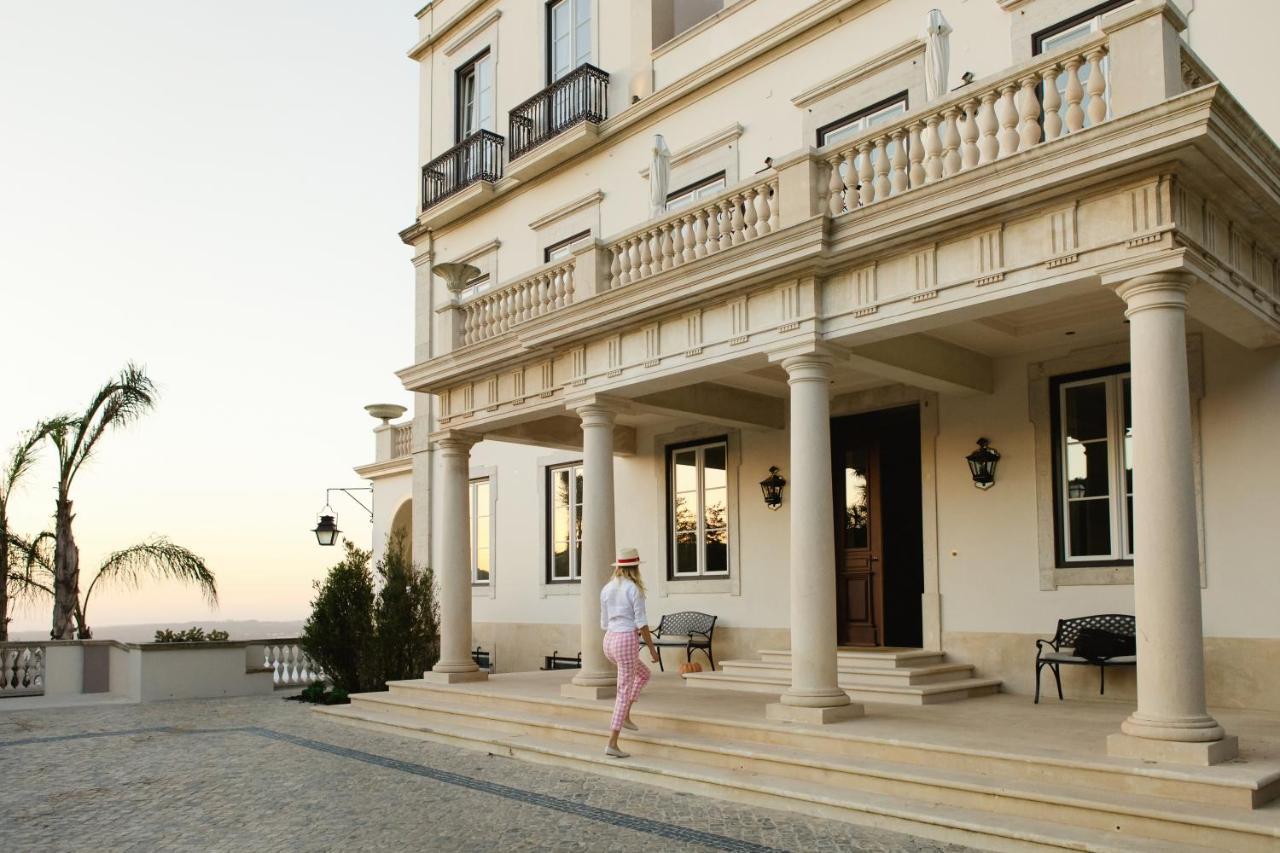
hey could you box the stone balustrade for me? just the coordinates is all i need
[606,174,779,290]
[263,641,323,687]
[819,36,1110,216]
[0,643,45,697]
[461,258,577,346]
[392,424,412,458]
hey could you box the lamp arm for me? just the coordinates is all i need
[327,487,374,520]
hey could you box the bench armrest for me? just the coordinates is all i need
[1035,638,1059,654]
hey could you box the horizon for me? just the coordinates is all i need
[1,1,424,634]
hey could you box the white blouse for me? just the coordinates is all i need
[599,577,648,633]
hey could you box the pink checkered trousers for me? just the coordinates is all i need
[603,630,651,732]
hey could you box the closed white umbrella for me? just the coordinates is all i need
[649,134,671,218]
[924,9,953,102]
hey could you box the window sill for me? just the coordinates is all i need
[1051,565,1133,587]
[540,582,581,598]
[662,576,734,594]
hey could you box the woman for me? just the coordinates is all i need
[600,546,660,758]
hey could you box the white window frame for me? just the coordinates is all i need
[549,0,592,82]
[1055,371,1132,564]
[665,172,726,213]
[1033,1,1133,128]
[457,51,494,141]
[469,477,493,585]
[817,95,908,148]
[668,438,730,579]
[546,461,583,583]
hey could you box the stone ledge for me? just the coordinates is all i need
[766,701,865,724]
[1106,732,1240,766]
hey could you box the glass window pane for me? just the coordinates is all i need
[1064,382,1108,442]
[1068,499,1112,556]
[573,0,591,66]
[703,486,727,531]
[552,543,570,579]
[574,539,582,578]
[844,451,870,550]
[553,469,570,509]
[705,527,727,574]
[475,548,489,582]
[553,504,570,547]
[1065,441,1109,498]
[1125,495,1134,556]
[674,451,697,493]
[673,493,696,534]
[674,531,698,574]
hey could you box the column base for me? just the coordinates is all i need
[560,682,617,700]
[422,669,488,685]
[767,701,864,724]
[1107,733,1239,766]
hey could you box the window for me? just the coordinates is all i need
[817,94,908,148]
[456,50,494,142]
[1051,367,1132,565]
[1032,1,1132,129]
[548,0,591,82]
[470,478,492,584]
[667,438,729,578]
[544,230,590,263]
[547,463,583,582]
[652,0,724,47]
[665,172,726,212]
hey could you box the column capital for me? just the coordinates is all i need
[766,340,847,368]
[565,393,629,421]
[1112,272,1197,316]
[431,429,481,455]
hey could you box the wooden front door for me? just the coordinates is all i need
[834,434,884,646]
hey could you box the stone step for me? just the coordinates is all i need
[378,679,1269,810]
[758,648,946,669]
[318,694,1270,852]
[683,668,1003,704]
[718,658,978,686]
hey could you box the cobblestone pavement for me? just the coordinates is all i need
[0,695,975,852]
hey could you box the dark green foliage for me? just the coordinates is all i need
[288,680,350,705]
[300,542,377,694]
[152,627,230,643]
[374,530,440,683]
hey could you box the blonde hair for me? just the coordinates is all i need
[615,564,646,595]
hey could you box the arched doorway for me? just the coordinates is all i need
[390,499,413,565]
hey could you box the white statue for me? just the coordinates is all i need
[924,9,953,102]
[649,134,671,218]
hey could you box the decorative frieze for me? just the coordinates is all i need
[852,264,878,315]
[973,227,1004,286]
[643,323,661,366]
[511,369,526,404]
[684,310,703,356]
[485,375,499,411]
[569,347,587,385]
[607,334,623,376]
[539,360,555,397]
[911,246,937,302]
[460,384,474,417]
[729,297,749,344]
[778,281,801,331]
[1046,203,1078,265]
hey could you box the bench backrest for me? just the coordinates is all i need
[655,611,717,637]
[1054,614,1135,648]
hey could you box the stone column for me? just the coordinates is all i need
[1106,273,1235,765]
[767,354,862,724]
[562,402,618,700]
[424,432,486,684]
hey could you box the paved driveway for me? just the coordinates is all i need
[0,695,972,852]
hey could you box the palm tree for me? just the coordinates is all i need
[1,427,50,641]
[8,534,215,639]
[44,364,156,639]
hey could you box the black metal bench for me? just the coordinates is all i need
[541,650,582,670]
[471,646,493,672]
[1035,614,1136,703]
[642,611,717,672]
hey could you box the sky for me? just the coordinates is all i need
[1,2,425,634]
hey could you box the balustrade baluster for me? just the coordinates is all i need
[462,306,474,345]
[609,245,622,288]
[888,130,908,194]
[688,209,705,256]
[1086,48,1108,126]
[753,188,771,236]
[768,180,780,231]
[729,195,745,245]
[977,91,1000,163]
[941,107,961,176]
[996,84,1020,158]
[742,191,759,241]
[959,100,980,170]
[872,137,891,200]
[656,223,672,270]
[670,218,686,266]
[923,116,943,183]
[718,200,734,250]
[1018,75,1042,149]
[856,143,874,206]
[908,122,925,188]
[625,236,640,283]
[1064,56,1085,133]
[826,154,845,215]
[1041,66,1062,141]
[563,264,575,305]
[677,215,695,260]
[638,229,653,278]
[649,228,663,275]
[706,202,722,253]
[536,272,550,313]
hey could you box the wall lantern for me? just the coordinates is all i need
[965,438,1000,490]
[760,466,786,509]
[310,487,373,547]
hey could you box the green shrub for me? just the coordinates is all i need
[374,530,440,683]
[289,680,350,705]
[300,542,377,694]
[153,627,230,643]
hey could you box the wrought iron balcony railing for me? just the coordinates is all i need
[421,129,505,209]
[509,63,609,161]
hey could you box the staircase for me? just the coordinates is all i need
[683,647,1002,704]
[316,675,1280,852]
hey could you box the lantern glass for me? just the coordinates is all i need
[965,438,1000,490]
[313,513,340,546]
[759,466,786,509]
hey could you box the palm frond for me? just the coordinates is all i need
[7,532,55,578]
[83,538,216,612]
[1,422,55,510]
[67,364,157,484]
[7,570,54,601]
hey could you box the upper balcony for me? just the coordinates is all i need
[404,0,1280,407]
[508,63,609,166]
[419,129,505,222]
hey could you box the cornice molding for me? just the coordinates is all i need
[528,190,605,231]
[455,238,501,265]
[650,0,760,60]
[790,39,924,108]
[354,457,412,480]
[443,9,500,57]
[407,0,495,60]
[638,124,744,179]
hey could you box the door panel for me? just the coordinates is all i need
[835,437,883,646]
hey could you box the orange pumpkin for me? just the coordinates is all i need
[678,662,703,675]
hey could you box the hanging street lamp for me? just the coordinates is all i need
[760,466,787,509]
[966,437,1000,490]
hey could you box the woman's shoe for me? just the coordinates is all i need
[621,720,639,731]
[605,745,630,759]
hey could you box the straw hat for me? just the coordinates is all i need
[611,547,643,567]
